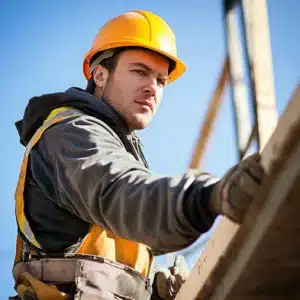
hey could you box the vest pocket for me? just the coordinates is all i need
[74,259,151,300]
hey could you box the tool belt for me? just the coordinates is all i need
[12,255,152,300]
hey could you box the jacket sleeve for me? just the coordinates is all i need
[44,115,218,253]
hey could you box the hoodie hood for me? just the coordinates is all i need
[16,87,130,146]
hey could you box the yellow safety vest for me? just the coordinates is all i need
[13,107,152,299]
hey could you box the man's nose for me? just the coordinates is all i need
[142,80,157,97]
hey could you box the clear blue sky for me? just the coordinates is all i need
[1,1,299,298]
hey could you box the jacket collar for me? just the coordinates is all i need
[16,87,131,146]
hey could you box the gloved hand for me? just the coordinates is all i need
[209,153,265,223]
[153,255,189,300]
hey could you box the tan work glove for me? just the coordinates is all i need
[153,255,189,300]
[209,153,265,223]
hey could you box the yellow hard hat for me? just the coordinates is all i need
[83,10,186,83]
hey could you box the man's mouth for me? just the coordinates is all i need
[135,99,154,112]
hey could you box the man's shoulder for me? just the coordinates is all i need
[65,112,121,138]
[43,112,123,151]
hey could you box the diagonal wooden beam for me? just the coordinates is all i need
[189,57,229,169]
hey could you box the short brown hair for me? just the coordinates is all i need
[85,47,175,94]
[85,48,125,94]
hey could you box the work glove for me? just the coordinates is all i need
[209,153,265,223]
[152,255,189,300]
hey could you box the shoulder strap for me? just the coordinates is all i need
[15,107,82,249]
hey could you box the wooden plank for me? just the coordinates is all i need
[224,1,252,159]
[189,57,229,169]
[241,0,278,149]
[175,85,300,300]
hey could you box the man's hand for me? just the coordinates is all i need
[209,153,265,223]
[153,255,189,300]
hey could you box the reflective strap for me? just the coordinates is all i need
[15,107,82,249]
[43,106,72,124]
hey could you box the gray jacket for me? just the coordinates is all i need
[16,87,218,255]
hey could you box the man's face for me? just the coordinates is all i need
[100,49,169,131]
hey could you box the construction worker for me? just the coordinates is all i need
[11,10,265,300]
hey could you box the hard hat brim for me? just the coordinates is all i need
[83,39,186,84]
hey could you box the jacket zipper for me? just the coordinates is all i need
[129,135,149,169]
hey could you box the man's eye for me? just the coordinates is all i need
[157,78,167,87]
[133,69,147,76]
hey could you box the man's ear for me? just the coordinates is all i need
[93,65,109,89]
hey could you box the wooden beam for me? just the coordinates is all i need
[189,57,229,169]
[224,0,252,159]
[241,0,278,150]
[175,85,300,300]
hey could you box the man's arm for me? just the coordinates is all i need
[42,115,217,253]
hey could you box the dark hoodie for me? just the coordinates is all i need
[16,87,217,254]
